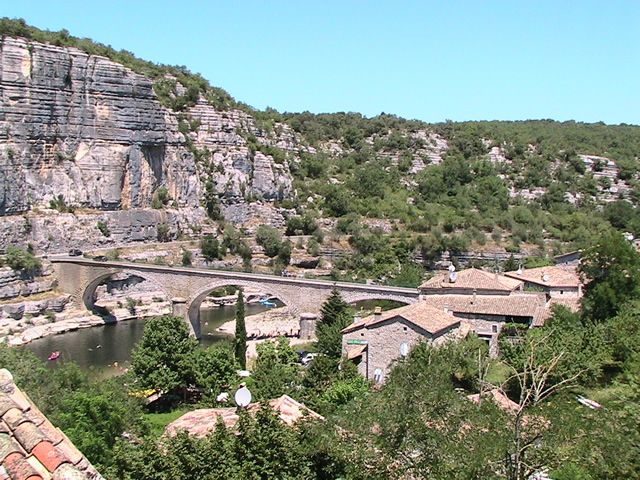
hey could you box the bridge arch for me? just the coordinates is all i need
[186,279,307,339]
[81,269,172,317]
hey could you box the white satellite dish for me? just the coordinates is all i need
[448,265,456,272]
[400,342,410,357]
[542,273,550,283]
[234,385,252,408]
[449,271,458,283]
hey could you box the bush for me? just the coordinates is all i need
[151,187,170,209]
[256,226,283,258]
[5,246,41,275]
[156,223,170,242]
[96,221,110,237]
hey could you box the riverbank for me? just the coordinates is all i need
[214,306,306,358]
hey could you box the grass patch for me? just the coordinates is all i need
[485,360,511,386]
[144,407,191,438]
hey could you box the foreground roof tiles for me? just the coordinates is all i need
[165,395,323,438]
[420,268,523,293]
[504,265,581,288]
[342,301,460,334]
[0,369,103,480]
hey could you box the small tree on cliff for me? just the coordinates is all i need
[235,290,247,369]
[316,289,352,358]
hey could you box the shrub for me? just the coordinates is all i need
[256,226,283,258]
[151,187,170,209]
[96,221,110,237]
[5,246,41,275]
[157,223,170,242]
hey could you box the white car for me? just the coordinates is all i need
[301,353,319,365]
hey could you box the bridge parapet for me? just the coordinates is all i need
[51,258,421,338]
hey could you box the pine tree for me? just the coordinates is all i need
[234,289,247,369]
[317,289,352,358]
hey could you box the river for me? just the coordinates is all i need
[24,302,279,377]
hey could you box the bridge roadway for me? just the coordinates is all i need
[51,256,420,338]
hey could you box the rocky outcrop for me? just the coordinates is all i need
[0,37,199,214]
[0,267,56,300]
[0,36,299,250]
[0,207,208,252]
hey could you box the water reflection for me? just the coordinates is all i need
[24,302,279,377]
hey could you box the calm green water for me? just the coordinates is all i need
[24,302,279,376]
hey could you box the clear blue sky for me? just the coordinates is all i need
[2,0,639,124]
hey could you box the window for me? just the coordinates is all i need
[373,368,384,383]
[491,324,498,333]
[560,290,564,295]
[403,326,408,331]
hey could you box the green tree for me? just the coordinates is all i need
[234,290,247,369]
[251,337,300,400]
[201,235,221,262]
[131,315,198,393]
[579,231,640,322]
[5,245,41,275]
[256,225,283,258]
[192,342,239,404]
[316,289,352,358]
[55,379,147,470]
[181,248,193,266]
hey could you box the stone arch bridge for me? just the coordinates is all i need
[51,257,419,338]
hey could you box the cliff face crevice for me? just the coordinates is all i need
[0,36,298,217]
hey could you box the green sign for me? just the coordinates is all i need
[347,339,368,345]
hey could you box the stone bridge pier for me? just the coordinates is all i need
[52,259,420,339]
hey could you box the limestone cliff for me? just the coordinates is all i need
[0,36,297,216]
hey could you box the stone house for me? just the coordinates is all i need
[419,267,524,296]
[341,302,461,383]
[504,265,582,298]
[421,293,550,355]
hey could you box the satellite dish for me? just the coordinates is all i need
[542,273,550,283]
[234,385,252,408]
[449,271,458,283]
[448,265,456,272]
[400,342,410,357]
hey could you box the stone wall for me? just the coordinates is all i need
[342,318,459,382]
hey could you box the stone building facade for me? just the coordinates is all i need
[342,303,460,383]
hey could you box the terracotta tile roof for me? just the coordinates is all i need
[342,301,460,335]
[420,268,523,293]
[165,395,324,438]
[0,369,103,480]
[504,265,581,288]
[467,389,519,414]
[422,294,548,323]
[346,344,367,360]
[530,297,582,327]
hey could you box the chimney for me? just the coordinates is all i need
[472,288,477,304]
[374,306,382,321]
[353,314,361,324]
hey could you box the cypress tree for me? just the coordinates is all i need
[234,289,247,369]
[317,288,352,358]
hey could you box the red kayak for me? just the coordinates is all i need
[48,351,60,361]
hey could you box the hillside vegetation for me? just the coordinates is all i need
[2,18,640,274]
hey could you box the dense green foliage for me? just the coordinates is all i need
[316,289,352,358]
[131,315,199,393]
[4,245,41,275]
[234,290,247,369]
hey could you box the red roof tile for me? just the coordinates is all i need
[32,441,65,473]
[420,268,523,293]
[0,370,103,480]
[3,451,42,480]
[343,301,460,335]
[504,265,581,288]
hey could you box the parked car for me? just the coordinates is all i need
[68,249,82,256]
[300,352,319,366]
[93,255,108,261]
